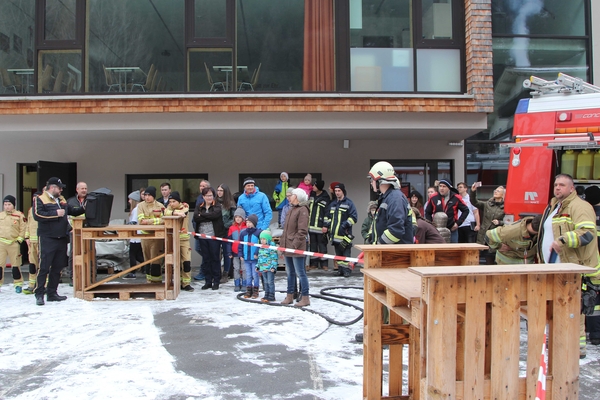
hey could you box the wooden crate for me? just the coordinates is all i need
[362,263,595,400]
[72,216,182,301]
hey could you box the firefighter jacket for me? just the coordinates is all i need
[308,190,331,233]
[164,202,190,240]
[537,191,600,281]
[34,191,85,238]
[25,208,38,243]
[425,192,469,230]
[0,209,26,244]
[372,188,414,245]
[137,200,165,234]
[324,196,357,244]
[486,216,537,264]
[470,190,505,246]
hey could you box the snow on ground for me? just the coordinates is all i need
[1,270,599,399]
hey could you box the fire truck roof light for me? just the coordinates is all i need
[515,99,530,114]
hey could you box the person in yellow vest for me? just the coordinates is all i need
[23,192,42,294]
[164,191,194,291]
[486,215,541,264]
[0,195,26,293]
[137,186,165,283]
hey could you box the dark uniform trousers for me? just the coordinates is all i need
[36,236,68,296]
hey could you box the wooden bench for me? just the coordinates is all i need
[71,216,182,300]
[362,262,595,400]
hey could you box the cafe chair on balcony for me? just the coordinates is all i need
[103,65,121,92]
[1,68,21,93]
[238,63,261,91]
[130,64,155,92]
[39,64,53,93]
[52,70,64,93]
[204,62,225,91]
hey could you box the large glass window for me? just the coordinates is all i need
[350,0,414,91]
[492,0,586,36]
[421,0,454,40]
[87,0,185,93]
[0,0,36,95]
[236,0,305,92]
[44,0,77,41]
[38,50,82,93]
[195,0,227,38]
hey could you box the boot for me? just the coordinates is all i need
[280,293,294,305]
[220,275,229,284]
[243,286,252,298]
[251,286,259,299]
[295,294,310,307]
[201,282,212,290]
[233,279,241,292]
[212,282,220,290]
[35,295,45,306]
[47,293,67,302]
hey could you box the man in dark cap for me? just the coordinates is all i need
[236,177,272,230]
[0,195,27,293]
[33,177,85,305]
[308,180,331,270]
[323,183,358,277]
[424,179,469,243]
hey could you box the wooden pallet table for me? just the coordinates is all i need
[356,243,487,400]
[362,263,594,400]
[71,216,182,300]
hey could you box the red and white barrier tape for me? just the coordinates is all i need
[188,231,362,264]
[535,325,548,400]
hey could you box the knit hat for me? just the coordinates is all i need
[168,191,182,203]
[145,186,157,199]
[291,188,308,203]
[128,190,141,202]
[315,180,325,191]
[260,230,272,242]
[437,179,458,194]
[247,214,259,227]
[280,172,289,181]
[234,207,246,219]
[243,177,255,187]
[330,181,340,191]
[334,182,347,196]
[3,195,15,207]
[584,185,600,206]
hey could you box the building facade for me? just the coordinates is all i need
[2,0,493,251]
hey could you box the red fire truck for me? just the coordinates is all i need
[504,73,600,223]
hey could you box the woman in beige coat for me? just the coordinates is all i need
[279,188,311,307]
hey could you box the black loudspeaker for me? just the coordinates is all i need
[85,188,114,227]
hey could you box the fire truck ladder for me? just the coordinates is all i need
[523,73,600,96]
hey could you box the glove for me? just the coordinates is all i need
[341,221,350,231]
[582,277,599,315]
[339,234,354,249]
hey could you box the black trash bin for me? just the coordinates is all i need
[85,188,114,227]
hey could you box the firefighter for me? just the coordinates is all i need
[485,215,541,264]
[308,180,330,270]
[583,185,600,346]
[137,186,165,283]
[323,183,357,277]
[164,191,194,291]
[538,174,600,359]
[367,161,414,245]
[0,195,26,293]
[23,192,42,294]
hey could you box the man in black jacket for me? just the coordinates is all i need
[424,179,469,243]
[66,182,87,282]
[33,177,85,306]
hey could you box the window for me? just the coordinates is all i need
[125,174,208,211]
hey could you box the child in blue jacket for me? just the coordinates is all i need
[239,214,261,299]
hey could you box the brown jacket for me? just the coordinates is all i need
[280,202,309,257]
